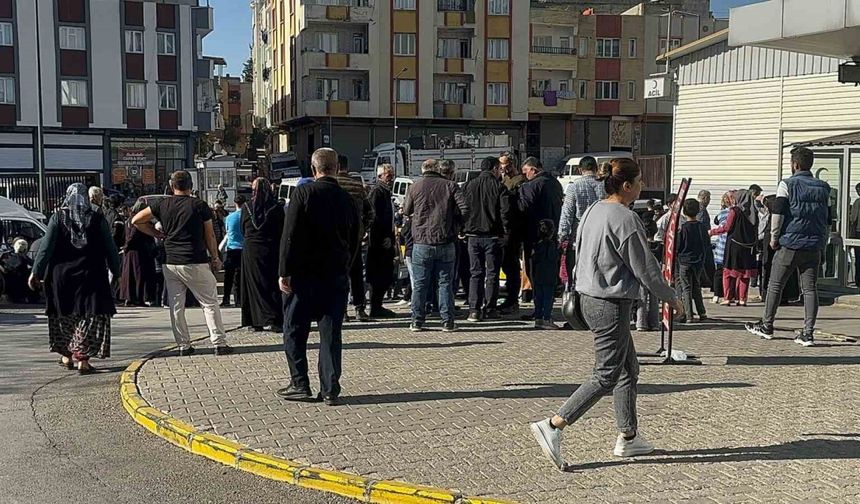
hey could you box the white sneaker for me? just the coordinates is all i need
[613,433,654,457]
[530,419,564,470]
[396,299,411,306]
[712,296,720,304]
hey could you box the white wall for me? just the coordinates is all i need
[37,0,59,127]
[179,5,195,131]
[144,2,160,129]
[15,0,39,126]
[90,0,124,129]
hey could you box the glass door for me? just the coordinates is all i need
[847,150,860,289]
[811,154,844,286]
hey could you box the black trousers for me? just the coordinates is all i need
[283,275,348,397]
[348,247,366,309]
[467,236,503,311]
[222,248,242,305]
[455,239,470,297]
[501,238,522,305]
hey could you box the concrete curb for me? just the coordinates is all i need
[120,356,516,504]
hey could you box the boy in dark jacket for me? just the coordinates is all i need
[676,199,710,323]
[530,219,561,330]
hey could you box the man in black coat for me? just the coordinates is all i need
[518,157,563,319]
[277,148,361,406]
[462,156,510,321]
[366,163,397,318]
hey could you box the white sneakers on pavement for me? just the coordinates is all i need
[613,433,655,457]
[530,419,564,470]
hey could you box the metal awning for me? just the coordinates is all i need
[794,131,860,147]
[729,0,860,60]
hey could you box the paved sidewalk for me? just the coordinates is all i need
[136,301,860,503]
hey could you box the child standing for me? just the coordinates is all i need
[676,199,710,323]
[531,219,561,330]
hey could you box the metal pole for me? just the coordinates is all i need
[327,88,335,147]
[393,67,407,176]
[664,10,672,75]
[34,0,47,213]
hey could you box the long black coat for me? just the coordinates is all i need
[241,204,285,327]
[366,183,395,288]
[518,172,563,245]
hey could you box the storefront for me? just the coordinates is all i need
[108,135,194,200]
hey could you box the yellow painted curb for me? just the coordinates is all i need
[121,357,517,504]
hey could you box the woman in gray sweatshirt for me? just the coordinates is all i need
[530,158,683,470]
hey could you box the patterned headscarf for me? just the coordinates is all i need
[249,177,276,230]
[61,183,93,249]
[733,189,758,228]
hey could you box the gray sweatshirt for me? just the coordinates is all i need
[575,200,677,302]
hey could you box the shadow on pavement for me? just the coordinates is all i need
[198,340,506,356]
[345,381,753,405]
[565,437,860,472]
[726,355,860,366]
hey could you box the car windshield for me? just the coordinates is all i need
[362,156,377,169]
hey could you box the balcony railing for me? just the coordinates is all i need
[530,89,577,100]
[302,0,370,6]
[437,0,475,12]
[531,46,577,55]
[302,46,369,55]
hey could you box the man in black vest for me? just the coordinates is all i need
[366,163,397,318]
[746,147,831,347]
[277,148,361,406]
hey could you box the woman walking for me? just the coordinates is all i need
[240,178,285,331]
[29,183,120,374]
[710,189,759,306]
[529,159,682,470]
[119,201,156,306]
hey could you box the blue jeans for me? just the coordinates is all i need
[411,243,456,324]
[533,284,554,320]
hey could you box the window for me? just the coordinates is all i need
[393,33,416,56]
[578,80,587,99]
[628,38,637,58]
[314,32,338,53]
[487,38,509,60]
[578,37,589,57]
[659,38,682,53]
[627,81,636,101]
[532,35,552,48]
[59,26,86,50]
[532,79,550,94]
[438,81,469,104]
[437,38,470,58]
[0,22,12,46]
[352,33,366,53]
[125,30,144,53]
[158,84,177,109]
[559,80,570,93]
[157,32,176,55]
[60,80,88,106]
[0,77,14,104]
[396,79,416,103]
[559,37,571,50]
[488,0,509,15]
[352,79,366,100]
[486,82,508,105]
[596,38,620,58]
[316,78,339,100]
[394,0,416,9]
[126,83,146,109]
[595,81,619,100]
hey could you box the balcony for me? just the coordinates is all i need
[434,57,476,75]
[192,6,213,36]
[437,0,475,12]
[303,3,373,24]
[529,90,577,114]
[303,98,371,117]
[433,101,480,119]
[302,50,371,73]
[530,47,579,71]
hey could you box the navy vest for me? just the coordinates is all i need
[779,171,831,251]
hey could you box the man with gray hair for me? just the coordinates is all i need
[278,148,361,405]
[366,164,397,318]
[697,190,712,231]
[439,159,456,180]
[404,158,469,332]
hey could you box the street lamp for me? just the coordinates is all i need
[326,88,336,147]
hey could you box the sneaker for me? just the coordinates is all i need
[529,419,564,470]
[410,322,426,332]
[442,320,458,333]
[277,384,314,401]
[263,325,282,333]
[795,331,815,347]
[395,299,411,306]
[711,296,720,304]
[698,315,709,322]
[745,320,774,340]
[613,433,654,457]
[467,311,483,323]
[354,307,370,322]
[214,345,234,356]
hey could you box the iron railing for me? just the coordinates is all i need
[531,46,577,55]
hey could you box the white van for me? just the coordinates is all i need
[278,178,302,205]
[559,151,634,191]
[0,197,47,251]
[391,176,415,208]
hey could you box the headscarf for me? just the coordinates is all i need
[249,177,276,230]
[61,183,93,249]
[733,189,758,228]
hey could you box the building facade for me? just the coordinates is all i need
[0,0,215,210]
[217,75,254,154]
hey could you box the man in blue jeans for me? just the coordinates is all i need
[746,147,831,347]
[403,159,469,332]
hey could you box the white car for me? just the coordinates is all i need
[558,151,634,191]
[0,197,47,251]
[391,176,415,208]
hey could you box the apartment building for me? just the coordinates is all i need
[0,0,216,210]
[257,0,530,171]
[217,75,254,154]
[251,0,273,130]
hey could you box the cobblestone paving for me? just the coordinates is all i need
[137,301,860,503]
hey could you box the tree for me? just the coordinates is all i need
[242,56,253,84]
[222,125,240,150]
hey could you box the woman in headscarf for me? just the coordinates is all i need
[240,177,285,331]
[29,183,120,374]
[710,189,759,306]
[119,200,155,306]
[711,191,734,304]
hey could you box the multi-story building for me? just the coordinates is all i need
[216,75,254,154]
[0,0,216,210]
[257,0,530,172]
[251,0,273,130]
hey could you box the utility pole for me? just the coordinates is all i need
[326,88,336,147]
[34,0,47,213]
[392,67,407,176]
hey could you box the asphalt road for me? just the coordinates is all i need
[0,304,353,504]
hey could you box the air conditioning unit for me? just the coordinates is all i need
[839,62,860,85]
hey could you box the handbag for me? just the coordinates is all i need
[562,205,595,332]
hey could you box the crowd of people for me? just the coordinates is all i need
[18,144,835,467]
